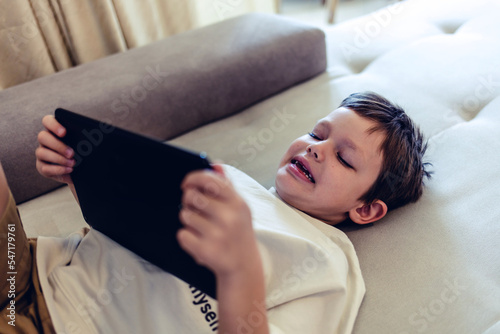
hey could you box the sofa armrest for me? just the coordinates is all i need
[0,13,326,204]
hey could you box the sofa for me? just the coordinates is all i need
[1,0,499,332]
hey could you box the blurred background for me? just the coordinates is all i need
[0,0,400,90]
[279,0,400,28]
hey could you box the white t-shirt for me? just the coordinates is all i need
[37,165,365,334]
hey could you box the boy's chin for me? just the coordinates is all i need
[275,175,306,209]
[275,169,293,196]
[274,175,292,201]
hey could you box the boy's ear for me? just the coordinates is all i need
[348,200,388,225]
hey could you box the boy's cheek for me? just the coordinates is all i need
[280,139,306,165]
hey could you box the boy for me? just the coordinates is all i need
[1,92,430,333]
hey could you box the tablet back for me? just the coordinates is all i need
[55,108,216,299]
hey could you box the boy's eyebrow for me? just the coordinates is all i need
[316,119,365,163]
[316,120,359,151]
[343,138,359,152]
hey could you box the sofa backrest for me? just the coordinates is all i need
[0,13,326,204]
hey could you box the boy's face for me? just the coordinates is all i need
[275,107,385,225]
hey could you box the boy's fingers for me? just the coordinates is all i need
[179,209,212,236]
[181,170,230,199]
[182,187,208,211]
[42,115,66,137]
[181,187,224,221]
[37,131,74,159]
[176,229,207,266]
[211,164,226,177]
[181,170,210,189]
[35,146,75,167]
[36,160,72,179]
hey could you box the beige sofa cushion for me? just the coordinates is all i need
[18,0,500,333]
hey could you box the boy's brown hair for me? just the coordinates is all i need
[339,92,432,211]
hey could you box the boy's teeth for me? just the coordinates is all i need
[292,159,315,183]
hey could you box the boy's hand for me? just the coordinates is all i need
[179,165,269,334]
[178,164,260,277]
[36,115,75,185]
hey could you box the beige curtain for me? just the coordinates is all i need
[0,0,275,90]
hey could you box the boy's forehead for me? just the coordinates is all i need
[318,107,386,153]
[319,107,368,126]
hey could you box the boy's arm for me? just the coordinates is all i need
[215,250,267,334]
[36,115,79,204]
[178,165,269,334]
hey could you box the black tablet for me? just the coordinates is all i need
[55,108,217,299]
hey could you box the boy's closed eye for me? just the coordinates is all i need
[308,132,356,170]
[308,131,322,140]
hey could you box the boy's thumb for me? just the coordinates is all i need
[211,163,226,177]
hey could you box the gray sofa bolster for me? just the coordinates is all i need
[0,13,326,204]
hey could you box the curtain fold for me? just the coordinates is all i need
[1,0,58,89]
[54,0,128,64]
[113,0,195,48]
[0,0,276,90]
[35,0,74,70]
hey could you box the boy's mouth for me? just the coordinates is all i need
[291,158,315,183]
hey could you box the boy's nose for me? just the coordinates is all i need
[307,144,322,161]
